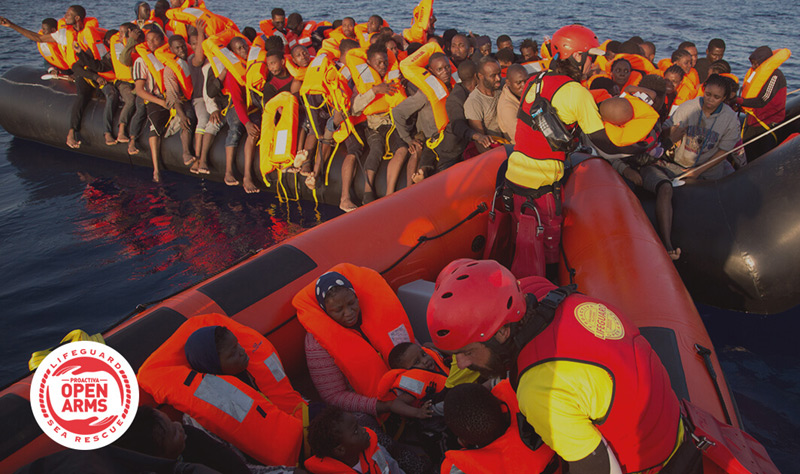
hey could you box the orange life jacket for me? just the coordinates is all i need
[37,30,69,71]
[135,42,167,94]
[353,19,389,48]
[63,18,107,68]
[293,263,414,398]
[287,21,317,50]
[403,0,433,44]
[742,48,791,102]
[696,73,740,98]
[137,313,306,467]
[399,42,453,141]
[203,30,249,87]
[603,93,660,147]
[258,91,299,181]
[166,0,207,38]
[259,18,286,38]
[304,429,391,474]
[605,53,657,76]
[108,32,133,82]
[285,53,310,82]
[589,88,613,104]
[243,35,270,108]
[441,380,561,474]
[658,58,699,87]
[154,45,193,101]
[377,347,448,402]
[345,47,406,115]
[166,6,238,38]
[539,39,552,60]
[673,75,698,108]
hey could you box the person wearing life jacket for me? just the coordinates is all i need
[259,7,288,46]
[37,18,70,74]
[662,65,685,117]
[520,38,539,62]
[285,12,317,54]
[75,29,122,147]
[427,259,702,474]
[162,35,200,165]
[378,342,449,420]
[353,15,386,49]
[137,314,307,468]
[504,24,646,278]
[114,405,255,474]
[735,45,790,161]
[150,0,170,33]
[349,42,409,201]
[108,23,140,145]
[442,380,561,474]
[1,5,109,149]
[404,0,435,44]
[659,49,699,101]
[497,64,528,143]
[118,24,152,156]
[495,48,516,79]
[641,41,656,65]
[165,0,211,39]
[306,407,404,474]
[695,38,725,83]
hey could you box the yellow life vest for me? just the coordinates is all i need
[245,35,269,107]
[403,0,433,44]
[399,42,452,137]
[63,18,107,68]
[37,30,69,71]
[134,42,166,94]
[203,30,249,86]
[742,48,791,100]
[259,92,299,181]
[166,6,238,37]
[154,45,193,101]
[109,32,133,82]
[345,47,406,115]
[603,93,660,147]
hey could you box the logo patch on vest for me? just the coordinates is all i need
[388,324,411,346]
[398,375,425,395]
[574,303,625,340]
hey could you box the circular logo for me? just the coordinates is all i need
[30,341,139,450]
[574,302,625,340]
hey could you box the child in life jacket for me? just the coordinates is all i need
[305,406,404,474]
[381,342,449,419]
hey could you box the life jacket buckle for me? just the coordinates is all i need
[690,432,715,452]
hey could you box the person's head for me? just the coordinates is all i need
[638,74,667,112]
[427,259,527,378]
[670,48,692,74]
[341,17,356,39]
[599,97,634,125]
[457,59,478,92]
[102,29,117,48]
[505,64,528,98]
[308,407,370,463]
[368,15,383,34]
[619,40,643,56]
[388,342,437,371]
[708,59,731,75]
[264,35,284,52]
[641,41,656,62]
[366,43,389,78]
[749,46,773,69]
[495,48,515,69]
[550,24,604,79]
[271,8,286,31]
[291,45,311,67]
[428,52,452,84]
[115,406,186,459]
[496,34,513,51]
[228,36,249,60]
[154,0,169,18]
[444,383,509,448]
[241,26,257,43]
[64,5,86,26]
[678,41,697,67]
[628,35,644,45]
[168,0,182,8]
[427,35,444,47]
[339,38,360,59]
[286,12,303,35]
[520,38,538,61]
[185,325,250,375]
[41,18,58,34]
[266,49,287,76]
[476,35,491,57]
[316,272,360,327]
[384,38,399,59]
[706,38,725,62]
[477,57,502,93]
[610,58,632,87]
[136,1,150,21]
[119,22,135,40]
[703,74,733,109]
[450,34,473,62]
[168,35,188,60]
[145,27,166,52]
[663,65,685,95]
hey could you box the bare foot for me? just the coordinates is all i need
[197,162,211,175]
[66,130,81,149]
[339,198,358,213]
[190,161,200,174]
[243,177,260,193]
[224,174,240,186]
[182,153,197,166]
[104,132,117,146]
[668,248,681,261]
[127,141,140,155]
[305,174,321,190]
[152,170,161,183]
[298,160,314,177]
[293,150,308,168]
[116,126,130,143]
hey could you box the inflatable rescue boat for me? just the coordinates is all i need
[0,147,781,473]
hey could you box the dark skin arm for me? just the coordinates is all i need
[388,392,433,419]
[191,19,207,68]
[0,17,55,42]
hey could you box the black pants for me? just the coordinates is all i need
[69,65,97,133]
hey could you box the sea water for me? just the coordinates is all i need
[0,0,798,469]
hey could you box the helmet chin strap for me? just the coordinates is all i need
[567,51,589,70]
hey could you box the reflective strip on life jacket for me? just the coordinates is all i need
[399,42,452,135]
[109,33,133,82]
[259,92,299,182]
[154,44,193,100]
[167,6,237,37]
[403,0,433,44]
[203,30,249,86]
[37,31,70,70]
[346,47,406,115]
[135,42,166,94]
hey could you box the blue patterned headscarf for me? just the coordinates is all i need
[184,326,223,374]
[315,271,355,311]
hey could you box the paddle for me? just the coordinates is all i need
[671,113,800,186]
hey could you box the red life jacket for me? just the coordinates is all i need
[441,380,561,474]
[293,263,415,398]
[377,347,448,402]
[304,428,391,474]
[515,277,681,473]
[137,313,306,467]
[512,72,575,162]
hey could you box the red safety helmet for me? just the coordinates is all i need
[427,259,526,351]
[550,24,604,59]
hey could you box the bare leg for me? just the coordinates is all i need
[193,133,214,174]
[340,153,357,211]
[180,128,196,165]
[363,169,377,203]
[296,128,308,154]
[148,136,162,183]
[406,151,420,187]
[385,147,409,195]
[242,135,260,193]
[117,123,130,143]
[656,182,680,260]
[224,146,240,185]
[193,132,203,160]
[66,128,81,149]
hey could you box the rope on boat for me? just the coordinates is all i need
[380,202,488,276]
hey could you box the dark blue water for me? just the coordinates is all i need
[1,0,798,471]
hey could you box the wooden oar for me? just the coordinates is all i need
[671,113,800,186]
